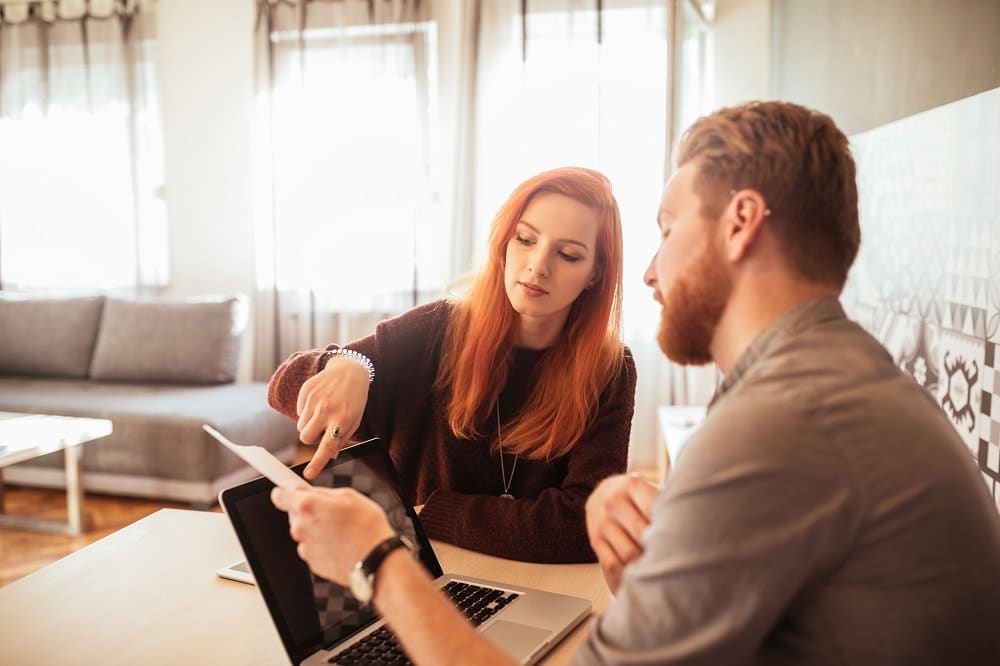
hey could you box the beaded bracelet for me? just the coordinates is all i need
[318,348,375,383]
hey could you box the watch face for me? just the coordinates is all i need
[349,567,373,604]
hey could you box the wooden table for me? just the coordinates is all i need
[0,509,610,664]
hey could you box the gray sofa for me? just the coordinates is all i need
[0,293,299,505]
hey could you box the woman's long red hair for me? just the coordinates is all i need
[435,167,625,460]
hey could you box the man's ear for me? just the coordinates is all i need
[723,189,770,262]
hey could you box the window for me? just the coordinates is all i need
[473,0,670,337]
[677,0,714,134]
[0,22,166,290]
[255,21,441,312]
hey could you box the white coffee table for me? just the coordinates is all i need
[0,411,112,535]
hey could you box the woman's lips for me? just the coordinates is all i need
[518,281,549,296]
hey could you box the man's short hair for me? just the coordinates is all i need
[676,101,860,287]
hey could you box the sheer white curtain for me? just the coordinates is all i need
[469,0,685,465]
[253,0,440,378]
[665,0,719,411]
[0,0,165,291]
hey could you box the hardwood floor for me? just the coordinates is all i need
[0,445,314,589]
[0,486,188,588]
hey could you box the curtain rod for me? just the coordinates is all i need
[0,0,148,20]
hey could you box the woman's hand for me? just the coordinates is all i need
[295,355,371,479]
[272,486,395,585]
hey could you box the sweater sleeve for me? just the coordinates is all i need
[417,350,637,563]
[266,349,327,420]
[266,302,448,437]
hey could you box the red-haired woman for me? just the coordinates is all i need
[267,166,636,563]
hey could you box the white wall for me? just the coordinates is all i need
[156,0,257,379]
[771,0,1000,135]
[711,0,771,107]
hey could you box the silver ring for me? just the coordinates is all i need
[328,426,342,439]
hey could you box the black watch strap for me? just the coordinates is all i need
[360,535,410,579]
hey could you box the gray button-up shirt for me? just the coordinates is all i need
[576,297,1000,665]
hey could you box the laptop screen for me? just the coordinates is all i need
[220,439,443,665]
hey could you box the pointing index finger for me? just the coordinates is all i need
[304,439,338,480]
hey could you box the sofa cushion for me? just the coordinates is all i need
[0,294,105,378]
[89,295,246,384]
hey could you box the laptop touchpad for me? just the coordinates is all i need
[482,620,552,663]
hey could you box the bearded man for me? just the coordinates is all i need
[581,101,1000,664]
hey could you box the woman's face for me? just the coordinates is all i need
[503,192,600,335]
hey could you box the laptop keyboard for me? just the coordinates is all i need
[329,625,409,665]
[441,580,522,626]
[327,580,522,665]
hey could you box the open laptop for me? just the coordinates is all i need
[218,437,591,665]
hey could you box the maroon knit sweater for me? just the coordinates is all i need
[267,300,636,563]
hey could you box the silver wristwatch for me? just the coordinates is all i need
[348,534,414,604]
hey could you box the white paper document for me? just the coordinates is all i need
[203,424,309,489]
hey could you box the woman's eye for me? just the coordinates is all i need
[559,252,582,262]
[515,235,533,246]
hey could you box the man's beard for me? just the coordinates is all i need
[656,239,732,365]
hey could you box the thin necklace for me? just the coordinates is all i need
[497,401,518,499]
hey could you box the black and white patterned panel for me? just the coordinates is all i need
[981,342,1000,501]
[843,87,1000,512]
[985,199,1000,506]
[937,329,984,454]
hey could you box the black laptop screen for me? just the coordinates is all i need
[220,439,443,664]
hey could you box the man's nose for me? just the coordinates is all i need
[644,253,658,287]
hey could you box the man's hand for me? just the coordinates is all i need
[295,355,371,479]
[585,473,659,594]
[271,486,394,585]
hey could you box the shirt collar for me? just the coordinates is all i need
[708,297,847,409]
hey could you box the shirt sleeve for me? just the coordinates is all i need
[574,397,862,665]
[417,350,637,563]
